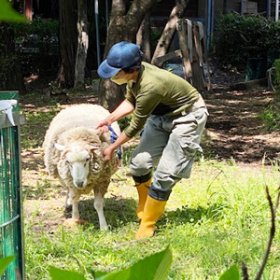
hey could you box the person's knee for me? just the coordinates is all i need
[129,152,153,177]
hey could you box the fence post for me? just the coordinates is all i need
[0,91,25,280]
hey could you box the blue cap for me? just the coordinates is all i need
[97,41,142,79]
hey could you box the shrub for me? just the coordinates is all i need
[12,18,59,75]
[260,102,280,131]
[274,58,280,93]
[214,13,280,69]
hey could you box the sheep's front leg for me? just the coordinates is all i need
[63,189,84,227]
[94,191,108,230]
[65,188,81,220]
[65,189,72,210]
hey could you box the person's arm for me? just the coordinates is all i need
[97,99,134,129]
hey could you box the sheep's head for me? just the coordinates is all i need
[55,142,103,189]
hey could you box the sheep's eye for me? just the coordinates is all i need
[66,160,72,166]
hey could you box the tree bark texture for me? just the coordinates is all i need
[74,0,89,88]
[137,13,152,62]
[57,0,77,88]
[99,0,157,111]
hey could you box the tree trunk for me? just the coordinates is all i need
[74,0,89,88]
[57,0,77,88]
[99,0,157,111]
[137,13,151,62]
[151,0,188,64]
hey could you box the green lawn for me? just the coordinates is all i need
[24,160,280,280]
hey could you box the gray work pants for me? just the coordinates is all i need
[129,106,208,201]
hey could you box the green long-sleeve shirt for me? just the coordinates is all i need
[124,62,199,138]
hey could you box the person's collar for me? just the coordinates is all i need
[134,64,144,84]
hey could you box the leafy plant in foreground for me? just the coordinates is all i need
[0,256,15,277]
[48,246,172,280]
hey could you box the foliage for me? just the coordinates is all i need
[0,0,27,22]
[274,58,280,93]
[214,13,280,69]
[92,246,172,280]
[0,56,18,88]
[0,256,15,276]
[260,59,280,131]
[12,18,59,39]
[45,248,173,280]
[219,265,240,280]
[260,103,280,131]
[49,267,86,280]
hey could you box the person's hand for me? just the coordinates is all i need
[96,119,110,134]
[103,146,115,161]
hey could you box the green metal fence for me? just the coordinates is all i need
[0,91,24,280]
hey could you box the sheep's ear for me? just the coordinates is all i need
[54,143,65,151]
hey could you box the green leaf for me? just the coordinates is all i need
[92,270,108,278]
[0,256,15,276]
[0,0,27,23]
[49,266,86,280]
[96,246,172,280]
[219,265,240,280]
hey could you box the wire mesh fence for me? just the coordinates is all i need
[0,91,24,280]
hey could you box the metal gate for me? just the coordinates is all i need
[0,91,24,280]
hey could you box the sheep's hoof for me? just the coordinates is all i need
[65,205,72,212]
[63,218,88,228]
[100,224,109,231]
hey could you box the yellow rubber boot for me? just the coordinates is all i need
[136,179,151,220]
[135,196,167,240]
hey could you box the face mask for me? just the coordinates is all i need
[110,76,128,85]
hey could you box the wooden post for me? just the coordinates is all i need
[192,23,208,91]
[176,19,192,80]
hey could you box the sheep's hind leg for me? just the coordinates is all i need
[94,191,108,230]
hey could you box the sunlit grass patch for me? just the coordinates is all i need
[24,160,280,280]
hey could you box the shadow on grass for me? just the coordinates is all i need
[64,198,228,230]
[160,203,228,227]
[65,197,138,229]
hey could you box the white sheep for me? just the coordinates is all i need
[43,104,121,230]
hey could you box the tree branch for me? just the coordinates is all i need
[254,185,280,280]
[151,0,188,64]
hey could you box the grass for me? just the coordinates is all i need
[19,91,280,279]
[23,161,280,280]
[259,97,280,131]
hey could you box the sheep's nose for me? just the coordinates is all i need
[75,181,84,188]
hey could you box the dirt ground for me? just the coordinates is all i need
[21,73,280,230]
[204,86,280,164]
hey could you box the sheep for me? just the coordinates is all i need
[43,104,121,230]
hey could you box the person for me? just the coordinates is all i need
[97,41,208,240]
